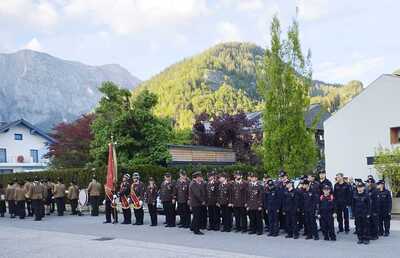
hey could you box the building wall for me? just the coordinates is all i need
[324,75,400,181]
[169,147,236,164]
[0,124,51,172]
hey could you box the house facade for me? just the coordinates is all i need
[324,74,400,181]
[0,119,55,174]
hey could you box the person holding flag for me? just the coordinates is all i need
[104,141,118,224]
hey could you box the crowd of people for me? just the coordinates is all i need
[0,169,393,246]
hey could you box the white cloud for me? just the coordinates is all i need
[296,0,329,21]
[0,0,59,29]
[215,21,242,43]
[315,56,385,83]
[237,0,264,11]
[64,0,208,35]
[23,38,43,51]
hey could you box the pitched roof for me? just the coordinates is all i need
[0,119,55,143]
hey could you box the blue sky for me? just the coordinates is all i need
[0,0,399,86]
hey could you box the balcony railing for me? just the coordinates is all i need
[0,155,49,165]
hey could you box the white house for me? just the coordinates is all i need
[0,119,55,174]
[324,74,400,181]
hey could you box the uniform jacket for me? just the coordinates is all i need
[309,181,320,195]
[189,180,206,208]
[67,185,79,200]
[53,183,66,198]
[14,185,26,201]
[319,194,335,215]
[232,180,248,207]
[319,179,333,193]
[283,188,301,213]
[296,187,305,212]
[5,184,16,201]
[333,182,352,206]
[29,182,44,200]
[159,180,176,202]
[264,187,283,211]
[176,179,190,203]
[24,182,32,198]
[246,181,263,210]
[119,181,130,197]
[145,184,158,205]
[206,179,219,206]
[87,180,101,196]
[217,182,232,206]
[375,189,392,214]
[352,191,371,217]
[131,181,146,200]
[303,189,319,213]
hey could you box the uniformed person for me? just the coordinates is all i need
[0,184,6,217]
[206,171,220,231]
[262,174,271,231]
[40,179,48,217]
[28,177,44,221]
[246,172,263,235]
[87,175,102,216]
[375,180,392,237]
[5,179,17,218]
[189,171,206,235]
[44,179,55,214]
[283,180,300,239]
[333,173,352,234]
[318,170,333,193]
[53,177,66,216]
[103,183,118,224]
[67,180,79,215]
[160,173,176,227]
[367,178,379,240]
[264,180,282,237]
[232,171,248,233]
[119,174,132,224]
[24,177,33,217]
[277,170,289,230]
[176,170,190,228]
[131,172,146,225]
[303,180,319,240]
[145,177,158,226]
[14,180,26,219]
[199,176,208,230]
[307,173,320,194]
[352,181,371,244]
[296,178,306,234]
[217,173,233,232]
[319,185,336,241]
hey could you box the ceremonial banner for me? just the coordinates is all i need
[105,142,117,201]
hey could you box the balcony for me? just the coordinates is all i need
[0,155,49,167]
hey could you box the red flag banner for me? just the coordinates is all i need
[105,142,117,201]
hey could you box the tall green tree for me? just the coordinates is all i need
[90,82,172,168]
[257,16,317,177]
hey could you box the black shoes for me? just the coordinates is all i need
[194,231,204,235]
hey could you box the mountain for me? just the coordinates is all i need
[135,42,362,129]
[0,49,140,130]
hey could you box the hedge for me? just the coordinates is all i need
[0,164,267,195]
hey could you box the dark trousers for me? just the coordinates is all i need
[0,200,5,216]
[50,199,55,213]
[31,199,43,221]
[163,201,176,226]
[279,210,286,230]
[90,196,99,216]
[122,208,131,224]
[7,200,16,217]
[378,213,390,235]
[148,203,158,226]
[263,208,269,230]
[191,206,202,233]
[208,205,220,230]
[16,201,26,219]
[249,210,263,234]
[233,207,247,231]
[297,210,304,231]
[26,199,33,216]
[133,207,144,225]
[336,204,349,232]
[304,211,318,238]
[220,205,232,231]
[177,203,190,227]
[105,200,118,223]
[369,214,379,239]
[285,211,298,237]
[200,205,207,229]
[355,216,370,241]
[320,213,335,239]
[55,197,64,216]
[70,199,78,215]
[268,209,279,235]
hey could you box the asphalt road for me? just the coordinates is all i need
[0,213,399,258]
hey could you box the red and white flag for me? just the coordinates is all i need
[105,142,117,201]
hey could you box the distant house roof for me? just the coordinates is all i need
[0,119,55,143]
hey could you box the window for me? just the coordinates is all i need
[14,133,23,140]
[390,127,400,144]
[30,149,38,163]
[0,149,6,163]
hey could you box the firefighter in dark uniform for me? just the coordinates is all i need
[352,181,371,244]
[160,173,176,227]
[189,171,206,235]
[333,172,352,234]
[367,177,379,240]
[199,176,208,230]
[262,174,271,231]
[145,177,158,226]
[131,172,146,225]
[232,171,248,233]
[375,180,392,236]
[296,177,306,234]
[119,174,132,224]
[103,185,118,224]
[283,180,300,239]
[246,172,263,235]
[307,174,320,195]
[264,180,283,237]
[319,184,336,241]
[318,170,333,193]
[176,170,190,228]
[206,171,220,231]
[217,173,233,232]
[303,179,319,240]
